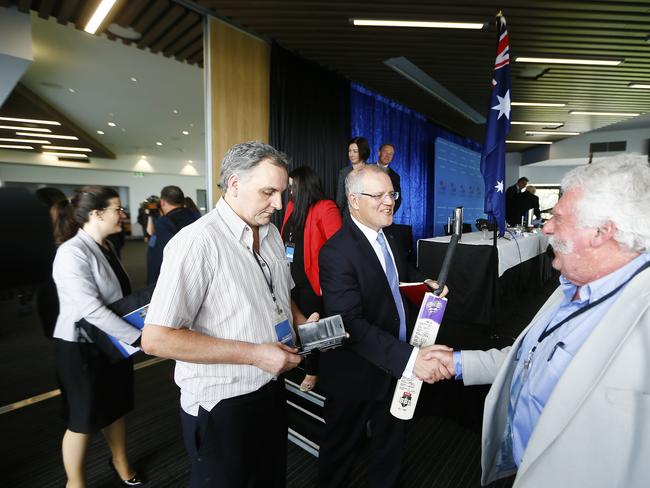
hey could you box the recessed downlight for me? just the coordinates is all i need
[156,141,163,146]
[107,122,117,127]
[182,130,189,135]
[97,130,105,135]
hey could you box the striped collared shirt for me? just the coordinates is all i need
[146,197,294,415]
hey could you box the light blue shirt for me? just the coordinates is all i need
[454,252,650,466]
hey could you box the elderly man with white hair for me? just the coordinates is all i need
[429,155,650,488]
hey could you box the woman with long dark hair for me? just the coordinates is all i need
[282,166,342,391]
[335,136,370,215]
[52,186,142,487]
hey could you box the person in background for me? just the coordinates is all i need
[35,187,71,338]
[281,166,342,391]
[336,136,370,216]
[375,143,402,215]
[146,186,199,285]
[506,176,529,226]
[51,186,142,488]
[512,185,541,227]
[428,155,650,488]
[184,196,202,219]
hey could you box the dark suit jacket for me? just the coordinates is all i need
[385,166,402,214]
[318,218,421,400]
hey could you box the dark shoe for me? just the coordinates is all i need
[108,458,144,486]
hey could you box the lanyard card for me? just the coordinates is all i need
[285,242,295,263]
[274,312,295,347]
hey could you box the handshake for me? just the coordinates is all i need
[413,345,455,383]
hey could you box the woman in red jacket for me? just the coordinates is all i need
[281,166,342,391]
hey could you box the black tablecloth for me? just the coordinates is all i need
[418,239,556,326]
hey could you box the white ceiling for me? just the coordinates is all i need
[19,13,205,174]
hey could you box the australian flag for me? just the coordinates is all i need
[480,14,511,237]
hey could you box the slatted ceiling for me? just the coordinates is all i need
[176,37,202,61]
[57,0,81,25]
[137,3,185,48]
[37,0,55,19]
[150,11,200,53]
[113,0,150,27]
[131,0,169,35]
[164,23,202,57]
[16,0,29,12]
[188,49,203,65]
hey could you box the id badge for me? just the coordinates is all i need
[284,242,295,263]
[274,312,295,347]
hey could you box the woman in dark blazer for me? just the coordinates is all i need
[281,166,342,391]
[52,186,142,487]
[335,136,370,215]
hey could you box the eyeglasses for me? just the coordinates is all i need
[104,206,126,214]
[358,191,399,202]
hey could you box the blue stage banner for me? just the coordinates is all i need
[434,138,485,236]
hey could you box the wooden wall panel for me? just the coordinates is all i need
[207,17,270,204]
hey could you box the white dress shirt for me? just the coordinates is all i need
[145,198,294,415]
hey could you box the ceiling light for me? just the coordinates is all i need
[0,116,60,126]
[130,77,137,82]
[0,137,50,144]
[525,130,581,136]
[569,110,640,116]
[156,141,163,146]
[0,144,34,150]
[515,56,623,66]
[511,121,564,127]
[352,19,484,29]
[511,102,566,107]
[97,130,105,135]
[172,109,179,114]
[187,160,193,164]
[68,88,76,93]
[107,23,141,40]
[0,125,51,132]
[506,140,553,145]
[107,122,117,127]
[384,56,485,123]
[17,132,79,140]
[42,146,92,152]
[84,0,117,34]
[43,152,89,158]
[628,83,650,89]
[182,130,189,135]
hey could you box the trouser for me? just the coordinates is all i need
[317,393,406,488]
[180,380,287,488]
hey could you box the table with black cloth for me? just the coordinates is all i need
[417,231,555,326]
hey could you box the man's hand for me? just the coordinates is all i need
[299,312,320,325]
[253,342,302,376]
[413,344,454,383]
[424,279,449,298]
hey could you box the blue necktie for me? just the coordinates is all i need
[376,232,407,341]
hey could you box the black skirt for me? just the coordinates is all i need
[55,339,134,433]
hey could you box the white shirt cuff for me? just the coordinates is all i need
[402,346,419,377]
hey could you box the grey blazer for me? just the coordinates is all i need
[462,265,650,487]
[52,229,140,344]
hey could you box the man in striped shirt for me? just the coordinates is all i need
[143,142,316,488]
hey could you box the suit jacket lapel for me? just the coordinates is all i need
[517,268,650,480]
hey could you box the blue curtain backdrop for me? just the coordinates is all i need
[350,82,481,242]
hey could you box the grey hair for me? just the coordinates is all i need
[561,154,650,253]
[345,164,387,196]
[219,141,289,190]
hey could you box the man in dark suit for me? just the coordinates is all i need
[506,176,529,225]
[376,143,402,214]
[513,185,541,225]
[317,165,451,488]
